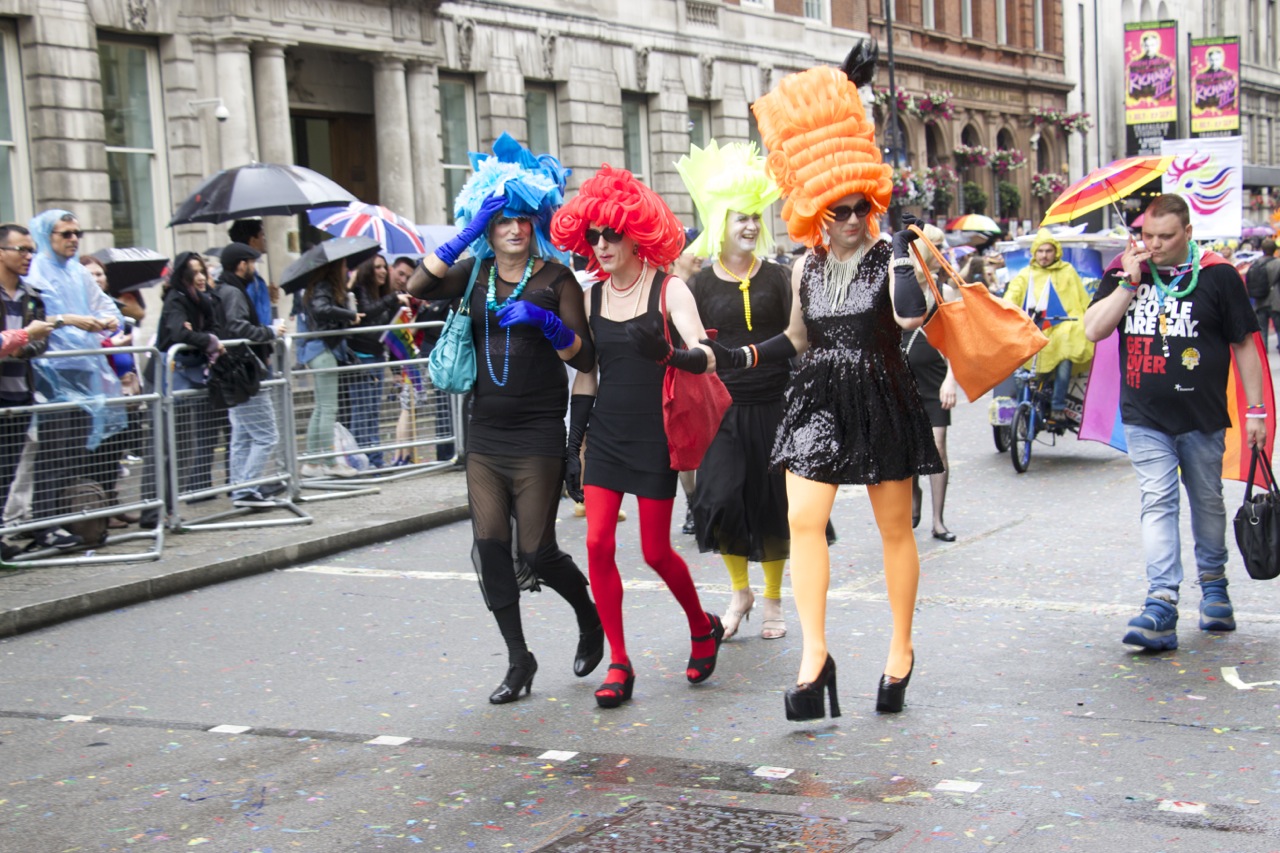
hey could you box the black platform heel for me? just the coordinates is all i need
[784,654,840,721]
[875,654,915,713]
[573,625,605,677]
[489,652,538,705]
[595,661,635,709]
[686,612,725,684]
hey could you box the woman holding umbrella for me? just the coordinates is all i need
[407,133,604,704]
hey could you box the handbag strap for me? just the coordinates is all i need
[660,274,672,346]
[1246,445,1280,501]
[458,258,483,318]
[907,225,967,310]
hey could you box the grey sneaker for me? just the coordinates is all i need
[1122,597,1179,651]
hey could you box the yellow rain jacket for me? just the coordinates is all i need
[1003,231,1094,374]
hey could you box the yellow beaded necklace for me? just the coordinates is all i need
[716,256,758,331]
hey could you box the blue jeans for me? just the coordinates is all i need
[227,392,279,500]
[350,362,385,467]
[1123,424,1227,603]
[1048,360,1071,412]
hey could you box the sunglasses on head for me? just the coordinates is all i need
[830,200,873,222]
[54,229,84,239]
[585,227,625,245]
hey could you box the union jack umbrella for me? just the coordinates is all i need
[307,202,427,254]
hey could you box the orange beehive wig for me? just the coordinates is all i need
[551,165,686,278]
[752,66,892,248]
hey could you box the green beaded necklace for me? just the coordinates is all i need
[1146,242,1201,359]
[485,256,536,312]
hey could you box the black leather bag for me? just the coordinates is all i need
[207,348,267,410]
[1233,447,1280,581]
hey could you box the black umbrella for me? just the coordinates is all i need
[278,236,381,294]
[169,162,357,226]
[90,247,170,296]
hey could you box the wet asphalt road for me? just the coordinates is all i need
[2,396,1279,852]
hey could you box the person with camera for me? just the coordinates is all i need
[210,243,287,508]
[1084,193,1266,651]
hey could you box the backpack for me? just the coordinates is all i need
[1247,255,1278,302]
[63,479,109,547]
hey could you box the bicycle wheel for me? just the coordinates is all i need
[1011,402,1034,473]
[993,424,1011,453]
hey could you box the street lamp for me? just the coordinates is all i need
[883,0,905,228]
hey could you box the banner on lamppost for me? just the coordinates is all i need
[1160,136,1243,240]
[1125,21,1179,156]
[1189,36,1241,137]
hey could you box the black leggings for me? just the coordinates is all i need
[466,452,597,659]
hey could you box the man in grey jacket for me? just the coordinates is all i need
[211,243,287,507]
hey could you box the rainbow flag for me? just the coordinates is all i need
[382,306,425,392]
[1079,253,1276,485]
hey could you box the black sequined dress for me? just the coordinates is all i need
[771,242,943,484]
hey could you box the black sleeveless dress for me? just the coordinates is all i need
[902,301,950,428]
[772,243,943,484]
[688,262,792,562]
[584,272,679,500]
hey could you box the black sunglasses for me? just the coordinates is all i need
[585,227,625,245]
[830,200,873,222]
[54,230,84,239]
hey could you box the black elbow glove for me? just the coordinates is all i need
[701,333,796,369]
[625,313,708,373]
[891,212,927,319]
[565,394,593,503]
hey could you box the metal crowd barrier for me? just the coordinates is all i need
[2,345,164,567]
[283,321,455,504]
[164,340,311,531]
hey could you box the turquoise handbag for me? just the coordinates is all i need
[427,259,482,394]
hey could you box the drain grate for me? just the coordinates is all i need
[534,801,899,851]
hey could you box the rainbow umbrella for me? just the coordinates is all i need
[308,202,426,254]
[1040,155,1174,226]
[944,214,1001,234]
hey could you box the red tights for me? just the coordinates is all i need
[584,485,714,675]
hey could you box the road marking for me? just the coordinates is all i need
[539,750,578,761]
[1220,667,1280,690]
[208,724,252,734]
[1157,799,1206,814]
[934,779,982,793]
[285,565,1280,622]
[366,735,412,746]
[753,766,795,780]
[58,714,93,723]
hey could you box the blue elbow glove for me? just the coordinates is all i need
[496,300,577,350]
[435,194,507,267]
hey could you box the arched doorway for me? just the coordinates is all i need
[959,124,986,214]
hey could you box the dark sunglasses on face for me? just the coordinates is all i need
[830,200,873,222]
[54,230,84,239]
[585,227,625,245]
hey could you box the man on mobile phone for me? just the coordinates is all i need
[1084,193,1266,651]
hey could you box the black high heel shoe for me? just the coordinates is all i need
[784,654,841,721]
[574,625,605,677]
[875,654,915,713]
[686,612,725,684]
[489,652,538,705]
[594,661,635,708]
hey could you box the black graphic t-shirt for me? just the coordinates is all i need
[1092,262,1258,435]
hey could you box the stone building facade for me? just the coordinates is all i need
[1063,0,1280,221]
[0,0,1072,280]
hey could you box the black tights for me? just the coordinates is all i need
[467,452,598,664]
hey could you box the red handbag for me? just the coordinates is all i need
[660,278,733,472]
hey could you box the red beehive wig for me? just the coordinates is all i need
[551,165,686,277]
[752,65,892,248]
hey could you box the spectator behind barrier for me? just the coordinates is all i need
[24,210,125,552]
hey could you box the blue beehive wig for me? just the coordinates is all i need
[452,132,571,263]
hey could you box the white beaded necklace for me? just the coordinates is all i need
[822,241,869,310]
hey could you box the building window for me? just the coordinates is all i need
[923,0,935,28]
[99,38,169,251]
[802,0,824,21]
[439,75,477,219]
[0,23,30,223]
[962,0,973,37]
[1034,0,1045,50]
[996,0,1008,43]
[621,93,650,183]
[525,83,558,157]
[688,100,712,149]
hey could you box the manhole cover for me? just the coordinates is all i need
[534,801,899,851]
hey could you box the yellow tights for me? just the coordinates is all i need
[722,554,785,600]
[786,471,919,685]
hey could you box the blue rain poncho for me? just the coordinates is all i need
[26,209,125,450]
